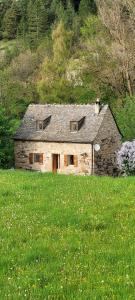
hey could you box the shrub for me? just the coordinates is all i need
[117,141,135,176]
[115,97,135,141]
[0,106,19,169]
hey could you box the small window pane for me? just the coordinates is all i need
[73,124,77,131]
[68,155,74,165]
[70,122,78,131]
[34,153,40,163]
[36,121,43,131]
[39,122,43,130]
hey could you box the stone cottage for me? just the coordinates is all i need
[14,100,122,175]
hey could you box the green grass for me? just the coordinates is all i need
[0,170,135,300]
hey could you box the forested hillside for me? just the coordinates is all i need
[0,0,135,168]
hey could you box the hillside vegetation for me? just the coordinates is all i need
[0,0,135,168]
[0,171,135,299]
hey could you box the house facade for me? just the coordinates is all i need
[14,101,122,176]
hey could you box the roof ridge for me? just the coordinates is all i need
[29,103,108,107]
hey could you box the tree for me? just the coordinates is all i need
[51,0,75,28]
[52,21,73,64]
[9,50,37,82]
[0,106,19,168]
[96,0,135,97]
[0,69,35,117]
[79,15,118,100]
[64,0,75,28]
[115,97,135,141]
[37,22,74,103]
[3,2,21,39]
[17,0,28,39]
[79,0,97,18]
[51,0,65,23]
[27,0,48,48]
[117,141,135,175]
[0,0,12,38]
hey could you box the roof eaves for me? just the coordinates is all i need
[14,138,93,144]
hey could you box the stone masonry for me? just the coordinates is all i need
[94,108,121,175]
[15,141,93,175]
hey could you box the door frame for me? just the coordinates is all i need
[52,154,60,173]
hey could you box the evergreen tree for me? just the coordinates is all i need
[17,0,28,39]
[3,1,21,39]
[65,0,75,28]
[52,21,72,64]
[37,22,73,103]
[27,0,48,48]
[17,16,27,40]
[0,106,18,168]
[51,0,75,28]
[79,0,97,18]
[0,0,12,38]
[44,0,53,27]
[51,0,65,23]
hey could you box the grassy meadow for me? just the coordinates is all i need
[0,170,135,300]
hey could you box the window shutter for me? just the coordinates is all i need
[29,153,33,164]
[39,153,43,165]
[64,155,68,167]
[74,155,78,167]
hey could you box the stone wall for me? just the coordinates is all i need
[14,141,92,175]
[94,108,122,176]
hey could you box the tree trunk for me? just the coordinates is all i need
[125,69,133,97]
[122,71,127,96]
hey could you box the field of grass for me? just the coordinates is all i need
[0,170,135,299]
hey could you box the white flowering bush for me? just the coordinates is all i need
[117,141,135,175]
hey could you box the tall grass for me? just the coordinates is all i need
[0,170,135,299]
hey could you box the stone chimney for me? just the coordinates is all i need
[95,98,101,114]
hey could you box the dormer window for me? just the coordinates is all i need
[36,116,51,131]
[70,117,85,132]
[37,121,43,131]
[70,121,78,132]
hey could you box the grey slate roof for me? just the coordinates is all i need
[14,104,109,143]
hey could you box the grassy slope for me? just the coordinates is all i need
[0,171,135,300]
[0,40,15,58]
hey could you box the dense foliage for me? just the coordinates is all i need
[0,0,135,168]
[0,107,19,168]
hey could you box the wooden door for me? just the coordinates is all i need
[52,154,60,173]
